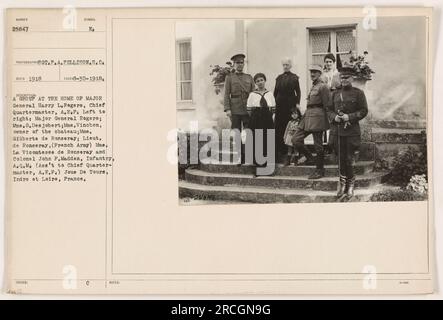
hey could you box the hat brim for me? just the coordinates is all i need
[338,67,355,75]
[231,54,246,61]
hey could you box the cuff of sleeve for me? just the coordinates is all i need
[347,113,356,122]
[328,114,337,123]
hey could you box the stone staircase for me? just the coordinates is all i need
[179,141,391,203]
[178,117,426,204]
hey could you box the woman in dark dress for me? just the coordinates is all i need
[246,73,276,176]
[274,58,301,161]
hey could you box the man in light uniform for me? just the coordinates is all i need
[291,64,331,179]
[224,53,255,164]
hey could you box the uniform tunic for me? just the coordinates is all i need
[327,86,368,136]
[326,85,369,178]
[297,78,330,132]
[291,77,331,170]
[224,72,255,115]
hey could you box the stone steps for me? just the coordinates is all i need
[179,181,386,203]
[184,168,387,191]
[213,142,375,162]
[214,151,372,164]
[178,125,421,204]
[199,160,374,177]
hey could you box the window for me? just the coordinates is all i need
[176,39,192,101]
[309,26,357,69]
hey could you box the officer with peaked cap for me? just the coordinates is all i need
[291,64,331,179]
[326,65,368,201]
[224,53,255,164]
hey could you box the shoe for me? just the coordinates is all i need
[303,155,316,166]
[283,154,291,166]
[308,168,325,179]
[236,155,247,166]
[296,155,307,165]
[336,175,347,198]
[336,194,347,202]
[290,154,299,165]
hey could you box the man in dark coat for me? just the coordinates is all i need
[274,58,301,160]
[326,66,368,201]
[291,64,331,179]
[224,53,255,164]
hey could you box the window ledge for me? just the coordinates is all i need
[177,101,196,110]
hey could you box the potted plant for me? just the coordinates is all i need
[344,50,375,90]
[209,62,234,94]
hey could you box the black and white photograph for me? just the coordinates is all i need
[176,16,429,204]
[1,4,438,298]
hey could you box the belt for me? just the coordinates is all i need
[277,94,296,97]
[246,107,275,112]
[231,94,241,98]
[247,106,272,111]
[306,104,323,109]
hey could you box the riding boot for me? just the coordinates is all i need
[336,175,347,198]
[344,176,356,201]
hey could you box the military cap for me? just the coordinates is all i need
[308,64,323,73]
[230,53,246,62]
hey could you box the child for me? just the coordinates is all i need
[282,108,302,166]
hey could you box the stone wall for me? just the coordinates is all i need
[362,120,427,170]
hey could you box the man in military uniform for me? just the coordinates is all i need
[291,64,331,179]
[224,53,255,164]
[326,66,368,201]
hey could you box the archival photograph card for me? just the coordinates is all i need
[4,7,434,295]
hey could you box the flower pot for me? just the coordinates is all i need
[352,78,368,91]
[214,82,225,95]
